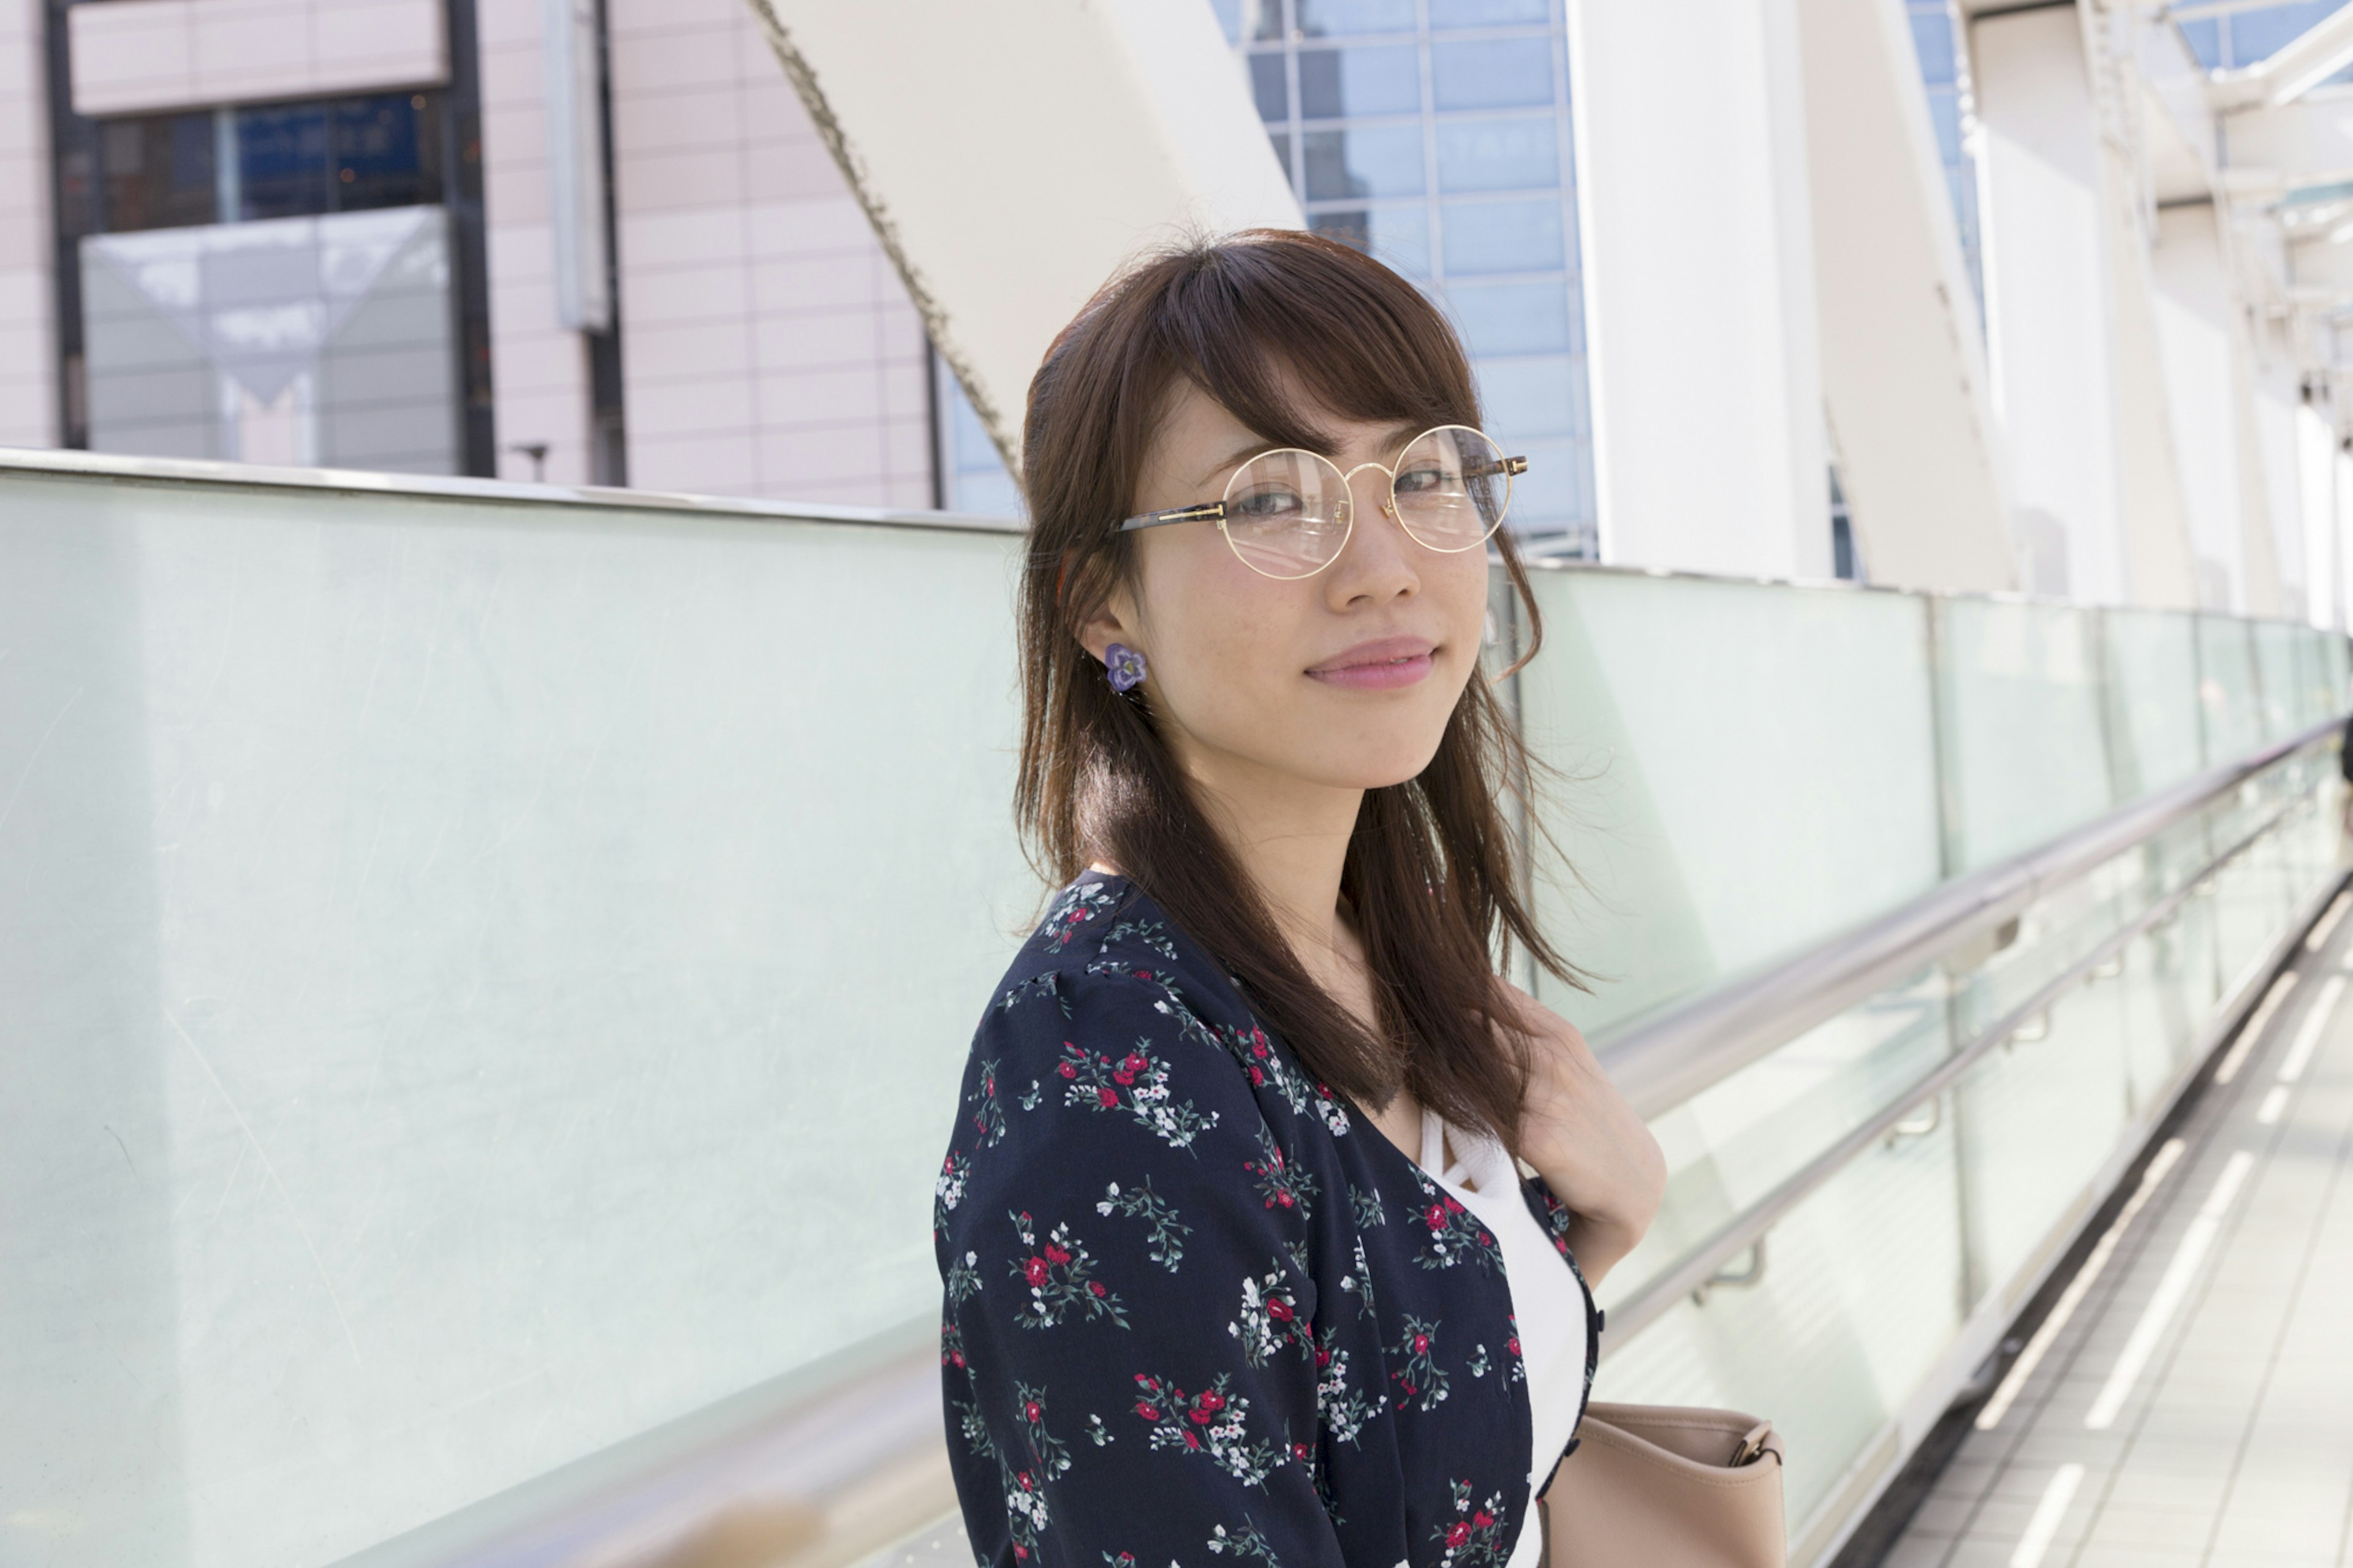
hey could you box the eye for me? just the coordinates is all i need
[1395,463,1452,495]
[1229,483,1308,521]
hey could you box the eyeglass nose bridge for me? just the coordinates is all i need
[1336,460,1400,518]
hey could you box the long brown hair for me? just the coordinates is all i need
[1012,228,1574,1153]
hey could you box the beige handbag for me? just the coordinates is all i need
[1537,1401,1786,1568]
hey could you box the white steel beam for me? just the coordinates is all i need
[1792,0,2016,594]
[739,0,1301,477]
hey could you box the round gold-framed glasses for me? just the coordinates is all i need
[1114,424,1526,581]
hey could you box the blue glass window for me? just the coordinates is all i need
[1474,354,1582,437]
[2176,17,2222,66]
[333,94,436,211]
[1446,280,1573,355]
[2227,1,2341,62]
[1297,44,1422,117]
[1926,90,1963,165]
[1441,199,1564,273]
[237,102,333,220]
[1295,0,1416,36]
[1436,116,1558,192]
[1251,51,1289,120]
[1428,0,1550,26]
[1908,10,1957,85]
[1312,205,1431,277]
[1431,37,1553,109]
[1304,124,1425,199]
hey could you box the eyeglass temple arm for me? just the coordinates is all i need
[1116,501,1226,534]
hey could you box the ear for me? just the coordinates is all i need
[1075,580,1143,666]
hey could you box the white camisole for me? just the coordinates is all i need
[1419,1110,1590,1568]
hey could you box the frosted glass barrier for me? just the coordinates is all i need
[2253,618,2302,740]
[1594,753,2341,1555]
[2103,609,2203,795]
[0,466,1036,1568]
[2199,615,2264,762]
[1935,599,2112,869]
[1516,572,1941,1034]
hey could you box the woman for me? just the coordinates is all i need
[934,230,1665,1568]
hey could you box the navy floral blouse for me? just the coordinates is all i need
[934,872,1602,1568]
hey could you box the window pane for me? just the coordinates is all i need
[1926,89,1961,165]
[1908,10,1957,85]
[1446,279,1572,355]
[1303,124,1425,199]
[1251,51,1290,121]
[1431,37,1553,109]
[100,112,218,233]
[1442,199,1564,273]
[237,102,332,220]
[1254,0,1290,39]
[1295,0,1416,36]
[1436,116,1558,193]
[1474,353,1581,437]
[1312,205,1431,278]
[333,93,439,212]
[2175,17,2221,67]
[1428,0,1550,26]
[1297,44,1422,117]
[2226,1,2340,66]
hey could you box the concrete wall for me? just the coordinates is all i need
[67,0,446,116]
[604,0,931,505]
[0,0,53,448]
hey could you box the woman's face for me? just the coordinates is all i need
[1079,379,1493,795]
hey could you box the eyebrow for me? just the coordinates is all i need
[1192,422,1429,487]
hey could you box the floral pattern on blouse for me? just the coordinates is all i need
[937,873,1602,1568]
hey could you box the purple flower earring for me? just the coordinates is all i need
[1104,643,1148,693]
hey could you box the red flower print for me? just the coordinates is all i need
[1058,1061,1077,1079]
[1293,1441,1311,1459]
[1013,1548,1027,1562]
[1136,1401,1161,1420]
[1096,1086,1120,1108]
[1045,1242,1072,1265]
[1023,1257,1049,1287]
[1507,1336,1520,1357]
[1267,1298,1293,1322]
[1089,1280,1107,1297]
[1315,1345,1332,1368]
[1474,1511,1494,1528]
[1443,1195,1464,1215]
[1427,1203,1448,1231]
[1190,1390,1226,1422]
[1275,1191,1294,1208]
[1024,1400,1043,1423]
[1412,1333,1430,1354]
[1132,970,1151,980]
[1248,1066,1265,1086]
[1183,1429,1201,1450]
[1447,1523,1471,1548]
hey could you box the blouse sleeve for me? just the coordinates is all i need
[936,967,1344,1568]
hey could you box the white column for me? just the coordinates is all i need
[0,0,55,447]
[478,0,599,483]
[1567,0,1830,580]
[1790,0,2014,593]
[1974,7,2125,602]
[2297,397,2338,627]
[2255,350,2307,611]
[2150,203,2249,610]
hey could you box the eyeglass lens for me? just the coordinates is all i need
[1219,427,1512,579]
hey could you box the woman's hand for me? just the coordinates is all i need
[1497,981,1667,1288]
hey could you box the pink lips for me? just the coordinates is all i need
[1306,635,1438,691]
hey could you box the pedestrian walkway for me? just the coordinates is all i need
[1877,895,2353,1568]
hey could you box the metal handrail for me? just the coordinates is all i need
[1591,714,2346,1121]
[0,444,1028,536]
[1597,738,2336,1347]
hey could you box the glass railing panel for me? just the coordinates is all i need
[2197,614,2263,763]
[2102,607,2203,796]
[1605,971,1950,1291]
[2252,618,2303,740]
[1591,1101,1966,1539]
[1934,598,2112,869]
[1517,570,1940,1034]
[0,466,1033,1568]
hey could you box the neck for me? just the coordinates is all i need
[1171,738,1362,965]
